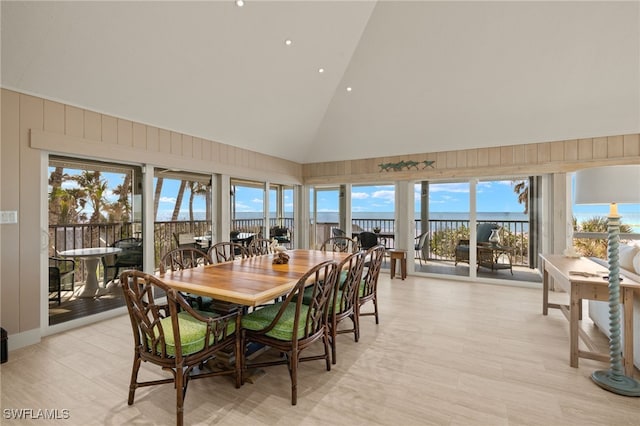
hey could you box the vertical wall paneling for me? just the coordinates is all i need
[84,110,102,141]
[1,90,21,333]
[146,126,159,152]
[117,119,133,148]
[101,115,117,144]
[550,141,564,162]
[182,135,193,159]
[158,129,171,153]
[593,137,608,159]
[43,100,65,134]
[607,135,624,157]
[563,139,578,161]
[577,138,593,160]
[192,137,202,160]
[65,105,84,138]
[537,142,551,163]
[500,146,513,166]
[477,148,489,167]
[132,123,147,150]
[19,94,44,331]
[623,134,640,156]
[170,132,181,155]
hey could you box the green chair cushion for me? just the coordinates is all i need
[152,310,232,357]
[358,279,367,297]
[241,303,309,341]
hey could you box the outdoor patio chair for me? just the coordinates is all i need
[173,232,199,249]
[454,223,499,266]
[49,257,76,305]
[102,237,143,285]
[120,270,241,426]
[414,231,429,266]
[355,231,380,250]
[240,260,339,405]
[331,228,346,238]
[270,226,291,248]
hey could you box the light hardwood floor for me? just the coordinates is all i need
[2,274,639,425]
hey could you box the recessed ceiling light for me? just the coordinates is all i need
[235,0,244,7]
[318,68,325,73]
[285,39,293,46]
[346,87,353,92]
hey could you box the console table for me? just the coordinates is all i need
[540,253,640,375]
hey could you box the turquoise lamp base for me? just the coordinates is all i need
[592,370,640,397]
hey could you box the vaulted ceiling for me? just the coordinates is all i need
[2,1,639,164]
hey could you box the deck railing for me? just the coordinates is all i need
[49,216,529,281]
[314,218,530,266]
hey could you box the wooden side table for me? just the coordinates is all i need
[389,249,407,280]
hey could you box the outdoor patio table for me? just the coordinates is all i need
[59,247,122,298]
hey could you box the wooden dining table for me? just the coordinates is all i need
[158,249,351,307]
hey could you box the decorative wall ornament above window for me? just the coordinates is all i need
[378,160,435,172]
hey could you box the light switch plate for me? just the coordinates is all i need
[0,211,18,224]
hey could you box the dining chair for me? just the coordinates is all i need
[325,250,367,364]
[248,237,274,256]
[159,247,212,311]
[240,260,339,405]
[320,236,358,253]
[356,244,386,332]
[120,270,241,426]
[208,242,249,263]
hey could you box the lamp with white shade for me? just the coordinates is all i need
[574,164,640,397]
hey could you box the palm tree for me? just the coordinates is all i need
[172,181,187,221]
[512,179,529,214]
[573,216,632,258]
[188,181,209,222]
[110,174,132,222]
[71,171,108,223]
[48,168,86,224]
[154,177,163,220]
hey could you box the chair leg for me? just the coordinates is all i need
[350,313,359,343]
[240,330,247,385]
[373,296,379,325]
[330,322,337,365]
[234,331,242,388]
[323,329,332,371]
[128,355,142,405]
[175,365,188,426]
[354,304,361,342]
[290,349,298,406]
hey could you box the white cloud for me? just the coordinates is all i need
[352,192,369,200]
[251,197,263,204]
[159,196,176,203]
[429,183,469,193]
[372,190,394,202]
